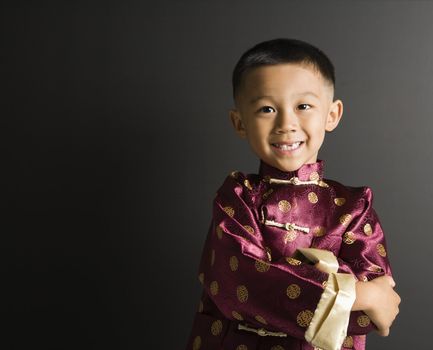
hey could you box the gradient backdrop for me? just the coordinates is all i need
[5,1,432,349]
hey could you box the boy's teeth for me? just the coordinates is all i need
[274,142,301,150]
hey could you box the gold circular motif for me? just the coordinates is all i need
[236,345,248,350]
[377,243,387,257]
[357,315,371,327]
[361,275,368,282]
[232,310,243,321]
[343,231,356,244]
[262,188,274,200]
[308,192,319,204]
[255,259,270,272]
[210,281,219,296]
[243,225,255,235]
[309,171,320,181]
[286,257,302,266]
[363,223,373,236]
[236,285,249,303]
[198,300,203,313]
[271,346,285,350]
[284,230,298,243]
[210,249,215,266]
[286,284,301,299]
[243,179,253,190]
[211,320,223,336]
[223,206,235,217]
[318,180,329,188]
[229,256,239,271]
[339,214,352,226]
[192,335,201,350]
[296,310,314,327]
[254,315,267,324]
[334,197,346,206]
[343,335,354,348]
[278,200,291,213]
[313,226,326,237]
[216,226,223,239]
[198,273,204,285]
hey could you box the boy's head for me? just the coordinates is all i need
[229,38,343,172]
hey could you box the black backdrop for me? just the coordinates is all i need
[5,1,433,349]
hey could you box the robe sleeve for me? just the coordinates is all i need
[197,174,355,349]
[336,186,393,335]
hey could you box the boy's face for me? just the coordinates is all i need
[230,63,343,172]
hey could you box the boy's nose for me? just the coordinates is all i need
[275,110,298,134]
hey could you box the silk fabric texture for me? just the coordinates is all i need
[185,159,392,350]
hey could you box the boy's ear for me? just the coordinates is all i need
[229,109,247,138]
[325,99,343,132]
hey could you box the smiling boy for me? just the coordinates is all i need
[185,38,400,350]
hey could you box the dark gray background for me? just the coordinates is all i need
[4,1,432,349]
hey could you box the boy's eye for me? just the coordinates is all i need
[259,106,275,113]
[297,104,311,111]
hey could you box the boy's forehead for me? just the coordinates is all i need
[238,63,333,101]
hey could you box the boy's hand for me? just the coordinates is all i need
[353,275,401,336]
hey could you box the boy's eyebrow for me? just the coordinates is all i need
[249,92,320,104]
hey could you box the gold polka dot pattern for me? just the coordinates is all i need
[192,335,201,350]
[296,310,314,327]
[286,257,302,266]
[278,200,291,213]
[334,197,346,206]
[237,285,249,303]
[313,226,326,237]
[377,243,387,257]
[339,214,352,226]
[343,231,356,244]
[243,179,253,190]
[254,315,267,324]
[255,259,270,272]
[357,315,371,327]
[223,206,235,217]
[318,180,329,188]
[229,256,239,272]
[236,345,248,350]
[216,226,223,239]
[232,310,243,321]
[286,284,301,299]
[211,320,223,336]
[243,225,255,236]
[343,335,354,348]
[210,281,219,296]
[308,192,318,204]
[284,230,298,243]
[363,223,373,236]
[368,264,382,273]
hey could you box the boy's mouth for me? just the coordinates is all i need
[271,141,304,151]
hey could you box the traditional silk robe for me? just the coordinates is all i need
[185,160,392,350]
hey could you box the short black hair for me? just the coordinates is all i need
[232,38,335,100]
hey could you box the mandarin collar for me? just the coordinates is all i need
[259,159,324,182]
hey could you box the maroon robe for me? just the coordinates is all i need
[185,159,392,350]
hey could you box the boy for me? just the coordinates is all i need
[185,38,400,350]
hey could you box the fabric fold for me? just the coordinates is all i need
[299,248,356,350]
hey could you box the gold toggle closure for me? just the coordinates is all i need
[265,219,310,234]
[268,176,319,186]
[238,323,287,337]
